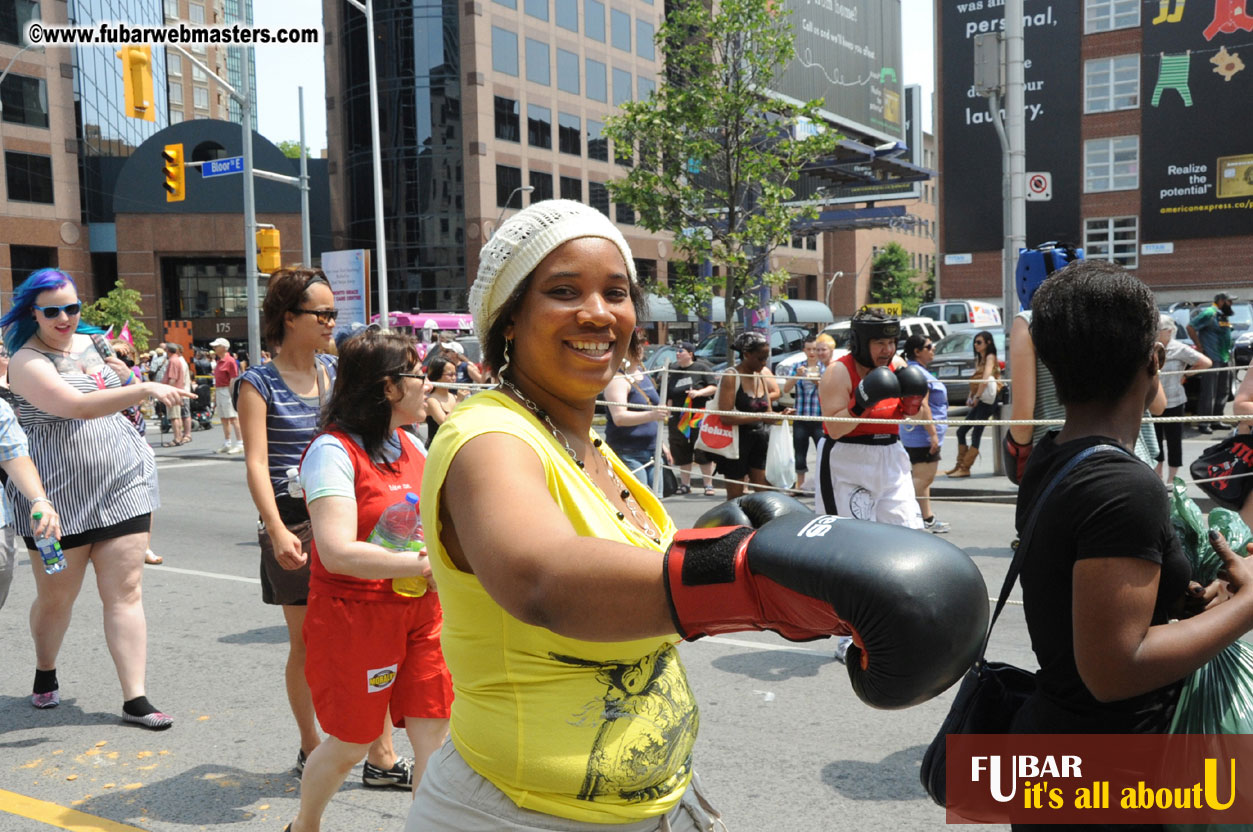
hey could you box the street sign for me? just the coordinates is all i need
[1026,171,1053,201]
[202,156,245,178]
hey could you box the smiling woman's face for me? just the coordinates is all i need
[506,237,635,403]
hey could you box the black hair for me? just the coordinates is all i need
[973,330,998,360]
[803,334,818,345]
[1030,260,1157,405]
[732,330,769,355]
[902,333,929,361]
[482,272,647,374]
[428,356,454,382]
[320,329,420,470]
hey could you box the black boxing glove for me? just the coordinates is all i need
[851,366,901,416]
[895,364,929,417]
[663,513,989,709]
[693,492,813,529]
[1003,432,1033,485]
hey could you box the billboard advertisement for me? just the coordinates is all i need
[321,249,370,341]
[774,0,904,143]
[938,1,1081,253]
[1140,3,1253,240]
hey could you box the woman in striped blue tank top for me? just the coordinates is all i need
[238,267,410,785]
[2,269,194,729]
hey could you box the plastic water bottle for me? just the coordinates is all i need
[366,492,428,598]
[33,512,65,574]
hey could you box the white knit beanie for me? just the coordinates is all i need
[470,200,637,350]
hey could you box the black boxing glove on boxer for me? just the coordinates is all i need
[850,366,901,416]
[663,514,989,709]
[693,491,814,530]
[894,364,930,417]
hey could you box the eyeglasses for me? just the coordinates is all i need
[292,308,339,325]
[33,302,82,319]
[396,372,427,381]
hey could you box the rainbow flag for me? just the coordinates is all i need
[677,395,702,438]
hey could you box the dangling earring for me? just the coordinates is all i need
[498,338,513,380]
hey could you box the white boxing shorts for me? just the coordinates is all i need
[816,436,923,529]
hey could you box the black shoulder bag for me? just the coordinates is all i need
[920,442,1131,806]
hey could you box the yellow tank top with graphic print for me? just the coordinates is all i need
[421,390,695,823]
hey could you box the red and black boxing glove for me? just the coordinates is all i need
[663,509,989,709]
[1003,432,1033,485]
[850,366,901,416]
[895,364,930,417]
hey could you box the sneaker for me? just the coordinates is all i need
[833,635,853,664]
[1197,426,1213,435]
[122,710,174,730]
[31,690,60,709]
[227,443,244,455]
[362,756,414,789]
[923,516,951,534]
[295,748,308,777]
[214,443,232,454]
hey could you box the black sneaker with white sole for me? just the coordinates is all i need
[362,756,414,789]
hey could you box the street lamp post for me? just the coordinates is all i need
[493,186,534,237]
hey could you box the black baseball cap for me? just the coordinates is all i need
[1215,292,1239,303]
[676,341,694,352]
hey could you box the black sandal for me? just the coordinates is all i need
[675,484,691,495]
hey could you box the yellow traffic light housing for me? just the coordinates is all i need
[257,228,282,273]
[116,45,155,121]
[162,144,185,203]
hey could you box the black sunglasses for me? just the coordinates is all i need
[292,308,339,325]
[396,372,427,381]
[33,302,82,319]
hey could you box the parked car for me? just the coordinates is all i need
[693,324,811,372]
[642,343,678,371]
[927,329,1008,406]
[917,300,1003,333]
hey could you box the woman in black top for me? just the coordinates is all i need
[1012,260,1253,743]
[712,331,783,499]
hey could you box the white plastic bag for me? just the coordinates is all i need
[765,420,797,489]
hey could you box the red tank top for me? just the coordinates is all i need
[308,429,427,602]
[826,353,901,439]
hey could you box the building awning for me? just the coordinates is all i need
[642,293,698,323]
[770,299,834,324]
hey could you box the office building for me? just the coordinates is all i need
[161,0,257,130]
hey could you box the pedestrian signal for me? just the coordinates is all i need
[116,45,155,121]
[162,144,185,203]
[257,229,281,273]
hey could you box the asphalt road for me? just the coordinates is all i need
[0,430,1034,832]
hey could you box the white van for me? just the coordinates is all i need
[917,300,1002,332]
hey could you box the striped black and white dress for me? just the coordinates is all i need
[6,355,157,538]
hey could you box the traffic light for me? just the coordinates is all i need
[256,228,281,273]
[116,45,155,121]
[162,144,185,203]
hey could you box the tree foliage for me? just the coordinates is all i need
[604,0,840,363]
[82,279,153,351]
[869,242,924,315]
[276,140,308,159]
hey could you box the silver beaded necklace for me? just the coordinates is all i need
[498,378,661,544]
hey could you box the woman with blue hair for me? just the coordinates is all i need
[2,269,192,729]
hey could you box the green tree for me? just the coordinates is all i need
[870,243,923,315]
[276,140,308,159]
[81,279,152,352]
[604,0,840,364]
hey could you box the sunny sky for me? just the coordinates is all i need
[252,0,936,154]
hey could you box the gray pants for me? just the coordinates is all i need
[405,740,726,832]
[0,525,17,611]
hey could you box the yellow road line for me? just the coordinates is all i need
[0,789,148,832]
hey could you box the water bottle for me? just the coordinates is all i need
[33,512,65,574]
[365,492,428,598]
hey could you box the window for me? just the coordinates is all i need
[585,0,605,42]
[587,119,608,161]
[558,112,581,155]
[168,52,182,76]
[615,201,634,225]
[589,181,610,215]
[189,2,205,23]
[5,151,53,203]
[637,76,655,100]
[557,49,580,94]
[193,86,209,110]
[1084,136,1138,191]
[560,175,582,201]
[530,170,554,202]
[612,68,632,107]
[525,0,548,21]
[527,103,552,149]
[169,80,184,106]
[494,95,520,141]
[1085,0,1138,32]
[636,19,654,60]
[806,236,817,251]
[493,0,517,10]
[1,1,38,46]
[164,0,180,18]
[526,38,550,86]
[492,27,519,76]
[611,9,631,52]
[496,164,523,208]
[1085,55,1139,112]
[1085,217,1138,268]
[1,74,49,128]
[193,64,207,82]
[556,0,578,31]
[586,58,607,102]
[170,109,185,124]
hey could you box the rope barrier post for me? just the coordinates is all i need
[652,365,669,498]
